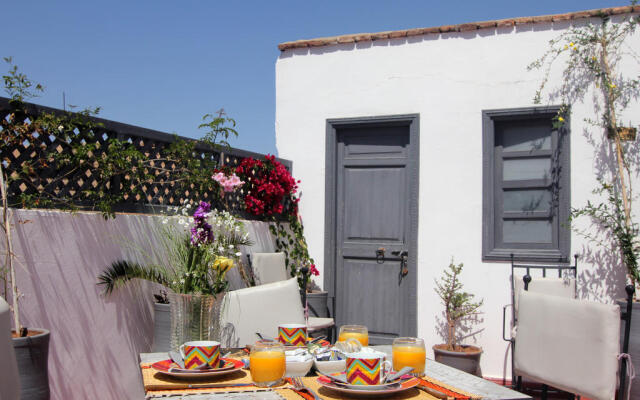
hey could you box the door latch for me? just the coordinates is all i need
[376,247,385,263]
[392,250,409,277]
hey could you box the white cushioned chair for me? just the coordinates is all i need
[250,252,289,285]
[219,278,333,347]
[0,297,20,400]
[515,291,622,400]
[503,255,578,389]
[247,253,335,338]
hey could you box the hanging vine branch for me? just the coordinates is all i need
[529,11,640,286]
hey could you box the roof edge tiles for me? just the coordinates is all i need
[278,5,640,51]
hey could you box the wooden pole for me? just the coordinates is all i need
[0,163,20,333]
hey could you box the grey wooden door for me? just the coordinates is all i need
[325,115,419,344]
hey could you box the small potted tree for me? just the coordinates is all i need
[433,259,483,376]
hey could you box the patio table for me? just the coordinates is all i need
[140,347,530,399]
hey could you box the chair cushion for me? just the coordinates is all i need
[0,297,20,399]
[251,253,288,285]
[220,278,304,347]
[514,291,620,400]
[514,276,576,314]
[307,317,335,331]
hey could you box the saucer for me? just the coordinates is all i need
[317,373,419,395]
[151,358,244,379]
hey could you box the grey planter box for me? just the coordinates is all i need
[152,302,171,352]
[433,345,482,377]
[13,329,50,400]
[306,291,329,318]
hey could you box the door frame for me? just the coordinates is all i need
[324,114,420,335]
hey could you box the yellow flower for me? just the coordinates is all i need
[569,42,574,47]
[609,83,617,88]
[558,116,565,122]
[212,257,235,274]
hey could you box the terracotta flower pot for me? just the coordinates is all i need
[433,344,482,377]
[12,329,50,400]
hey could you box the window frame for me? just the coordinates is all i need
[482,106,570,262]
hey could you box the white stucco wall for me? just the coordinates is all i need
[275,16,640,379]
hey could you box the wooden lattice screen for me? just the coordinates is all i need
[0,97,292,218]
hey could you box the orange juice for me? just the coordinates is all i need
[393,345,426,374]
[250,350,285,383]
[338,331,369,346]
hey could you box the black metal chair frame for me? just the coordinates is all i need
[503,254,635,400]
[502,254,579,393]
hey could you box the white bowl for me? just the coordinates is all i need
[314,358,346,375]
[285,358,314,377]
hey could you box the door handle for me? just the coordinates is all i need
[391,250,409,277]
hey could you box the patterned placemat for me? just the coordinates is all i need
[298,376,440,400]
[418,375,483,400]
[141,361,306,399]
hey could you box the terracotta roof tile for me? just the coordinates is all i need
[278,6,639,51]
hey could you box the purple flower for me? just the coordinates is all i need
[190,201,213,246]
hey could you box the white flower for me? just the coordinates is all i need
[186,203,192,209]
[162,218,168,224]
[219,246,225,253]
[178,218,186,225]
[235,252,242,257]
[228,244,234,249]
[180,278,185,284]
[57,125,64,132]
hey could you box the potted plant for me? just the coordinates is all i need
[433,259,483,376]
[98,202,252,350]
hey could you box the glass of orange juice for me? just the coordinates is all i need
[249,340,285,387]
[392,337,426,376]
[338,325,369,346]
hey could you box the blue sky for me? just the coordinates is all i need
[2,1,626,156]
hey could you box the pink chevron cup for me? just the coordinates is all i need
[346,351,392,385]
[278,324,307,347]
[179,340,221,370]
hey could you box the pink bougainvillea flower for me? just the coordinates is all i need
[213,172,245,193]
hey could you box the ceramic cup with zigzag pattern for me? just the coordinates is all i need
[179,340,221,370]
[346,351,392,385]
[277,324,307,347]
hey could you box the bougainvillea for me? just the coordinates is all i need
[235,154,299,217]
[235,155,317,290]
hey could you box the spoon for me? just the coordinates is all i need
[385,366,414,383]
[255,332,275,341]
[169,351,185,369]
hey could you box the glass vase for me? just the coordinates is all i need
[168,292,224,351]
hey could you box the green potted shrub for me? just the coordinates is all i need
[433,259,483,376]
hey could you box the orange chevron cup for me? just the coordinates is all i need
[179,340,221,370]
[277,324,307,347]
[346,352,393,385]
